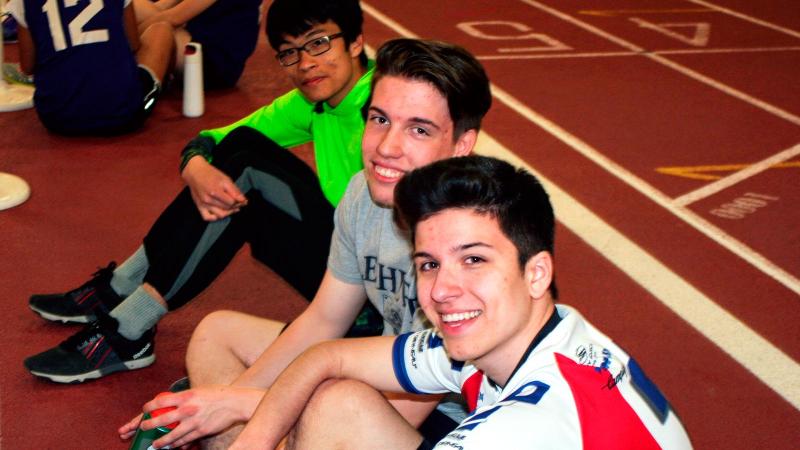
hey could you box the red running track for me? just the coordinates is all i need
[360,0,799,448]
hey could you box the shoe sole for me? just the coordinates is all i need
[28,355,155,384]
[28,304,93,324]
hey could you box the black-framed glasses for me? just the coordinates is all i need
[276,33,344,66]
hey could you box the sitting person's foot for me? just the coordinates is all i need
[24,315,155,383]
[29,262,123,324]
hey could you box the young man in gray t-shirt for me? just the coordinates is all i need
[120,38,492,450]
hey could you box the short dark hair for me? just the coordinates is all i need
[394,155,558,299]
[373,39,492,139]
[266,0,368,68]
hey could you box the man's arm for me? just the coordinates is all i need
[233,270,368,388]
[122,4,141,52]
[138,0,215,30]
[123,271,369,449]
[231,336,402,450]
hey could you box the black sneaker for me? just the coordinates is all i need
[29,262,123,324]
[24,316,155,383]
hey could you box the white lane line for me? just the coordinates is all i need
[476,46,800,60]
[363,0,800,409]
[488,82,800,295]
[362,1,800,294]
[474,133,800,411]
[674,143,800,206]
[519,0,800,127]
[476,45,800,60]
[686,0,800,40]
[656,45,800,55]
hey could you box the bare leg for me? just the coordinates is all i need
[287,379,423,450]
[185,310,285,449]
[186,310,284,385]
[136,21,175,83]
[132,0,161,23]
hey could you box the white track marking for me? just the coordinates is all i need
[362,0,800,410]
[674,142,800,206]
[518,0,800,127]
[475,46,800,60]
[686,0,800,40]
[475,133,800,410]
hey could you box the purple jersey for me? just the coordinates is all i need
[9,0,142,133]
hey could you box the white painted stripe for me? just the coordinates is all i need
[363,0,800,293]
[474,133,800,410]
[674,142,800,206]
[518,0,800,127]
[477,51,638,60]
[657,46,800,55]
[363,0,800,409]
[489,82,800,295]
[361,2,420,38]
[686,0,800,40]
[477,46,800,61]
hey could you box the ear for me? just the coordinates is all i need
[524,251,553,301]
[348,33,365,59]
[452,129,478,157]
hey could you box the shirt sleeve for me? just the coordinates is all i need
[7,0,26,26]
[391,330,462,395]
[327,174,365,284]
[198,88,314,147]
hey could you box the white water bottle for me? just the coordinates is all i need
[182,42,204,117]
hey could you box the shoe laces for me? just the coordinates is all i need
[91,261,117,279]
[62,321,106,351]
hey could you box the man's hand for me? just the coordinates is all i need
[117,386,264,449]
[181,156,248,221]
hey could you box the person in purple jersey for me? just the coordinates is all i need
[132,0,261,89]
[8,0,173,135]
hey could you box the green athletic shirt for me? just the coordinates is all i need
[198,60,375,206]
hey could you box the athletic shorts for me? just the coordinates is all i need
[417,409,460,449]
[41,65,160,135]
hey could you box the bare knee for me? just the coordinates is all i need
[141,20,174,40]
[288,380,421,450]
[187,310,239,359]
[289,380,378,444]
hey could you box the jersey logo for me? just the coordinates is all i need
[457,380,551,431]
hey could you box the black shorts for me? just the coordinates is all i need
[417,409,460,449]
[41,65,161,136]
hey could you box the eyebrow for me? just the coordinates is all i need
[412,242,492,259]
[368,106,442,131]
[281,28,326,47]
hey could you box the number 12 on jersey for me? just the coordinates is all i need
[42,0,109,51]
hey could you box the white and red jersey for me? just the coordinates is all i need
[392,304,692,449]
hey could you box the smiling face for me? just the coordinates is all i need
[361,76,475,207]
[278,21,364,106]
[413,208,553,384]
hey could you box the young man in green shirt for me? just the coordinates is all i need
[24,0,380,384]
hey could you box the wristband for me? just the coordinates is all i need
[179,148,212,173]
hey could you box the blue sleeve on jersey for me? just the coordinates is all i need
[392,333,424,394]
[629,357,670,423]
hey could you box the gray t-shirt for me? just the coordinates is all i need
[328,172,430,335]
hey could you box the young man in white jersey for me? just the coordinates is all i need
[119,39,493,449]
[225,155,693,449]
